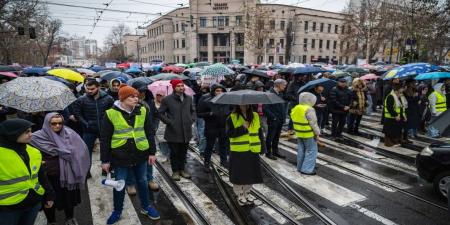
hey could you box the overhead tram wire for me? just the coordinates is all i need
[89,0,114,36]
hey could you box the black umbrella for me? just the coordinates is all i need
[242,69,269,78]
[126,77,153,88]
[210,90,285,105]
[297,78,337,94]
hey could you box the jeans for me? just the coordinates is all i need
[331,113,347,137]
[126,164,154,185]
[315,109,326,129]
[82,132,98,160]
[168,142,189,173]
[196,118,206,152]
[158,142,170,157]
[408,129,418,138]
[366,95,373,114]
[0,202,41,225]
[204,132,228,164]
[296,138,318,173]
[266,120,283,156]
[114,162,150,211]
[347,114,362,133]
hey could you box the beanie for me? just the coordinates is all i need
[118,83,139,101]
[170,79,184,89]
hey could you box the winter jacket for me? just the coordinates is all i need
[73,91,114,134]
[263,88,286,123]
[100,102,156,167]
[298,92,321,136]
[197,84,231,137]
[328,86,352,114]
[286,80,304,103]
[158,93,195,143]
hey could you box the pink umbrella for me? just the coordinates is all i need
[0,72,18,78]
[267,70,278,77]
[148,80,195,98]
[360,73,379,80]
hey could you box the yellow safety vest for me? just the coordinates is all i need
[229,112,261,153]
[291,104,315,139]
[429,91,447,113]
[106,106,150,151]
[384,93,405,119]
[0,145,45,206]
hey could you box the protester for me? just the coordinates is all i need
[347,78,367,135]
[429,83,447,117]
[197,84,230,172]
[383,85,407,147]
[310,85,327,130]
[291,92,320,175]
[329,78,352,139]
[0,119,54,225]
[227,104,263,206]
[194,84,210,154]
[285,76,305,137]
[417,84,431,134]
[158,79,195,181]
[100,84,160,224]
[404,81,420,139]
[107,78,122,101]
[254,82,268,155]
[154,91,170,162]
[0,105,9,122]
[30,113,90,225]
[73,79,114,178]
[264,79,287,160]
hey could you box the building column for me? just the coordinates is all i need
[230,32,236,60]
[207,33,213,63]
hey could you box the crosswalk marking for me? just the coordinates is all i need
[349,204,399,225]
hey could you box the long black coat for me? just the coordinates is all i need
[158,93,195,143]
[197,93,230,137]
[328,86,352,114]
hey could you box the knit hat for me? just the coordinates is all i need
[170,79,184,89]
[0,119,34,142]
[118,83,139,101]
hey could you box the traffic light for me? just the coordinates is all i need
[18,27,25,35]
[29,27,36,39]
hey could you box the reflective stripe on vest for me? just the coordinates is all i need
[229,112,261,153]
[106,107,150,151]
[383,93,404,119]
[291,104,315,138]
[429,91,447,113]
[0,145,45,205]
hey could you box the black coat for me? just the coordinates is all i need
[405,94,420,129]
[73,91,114,134]
[158,93,195,143]
[328,86,352,114]
[100,104,156,167]
[286,80,304,104]
[263,88,286,123]
[197,93,231,137]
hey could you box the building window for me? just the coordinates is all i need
[311,39,315,48]
[333,40,337,50]
[181,23,185,31]
[303,38,308,49]
[213,16,229,27]
[312,22,316,31]
[199,34,207,46]
[304,21,308,31]
[327,24,331,33]
[182,39,185,48]
[176,23,179,32]
[279,56,284,64]
[200,17,207,27]
[269,39,274,47]
[320,23,324,32]
[236,16,242,26]
[326,40,330,49]
[319,39,323,49]
[346,42,350,49]
[268,56,274,64]
[182,56,186,63]
[341,25,345,34]
[177,55,179,63]
[302,55,307,63]
[334,25,338,33]
[279,38,284,48]
[280,20,285,30]
[176,40,179,48]
[236,33,244,46]
[269,20,275,29]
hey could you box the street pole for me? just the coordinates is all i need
[136,39,140,63]
[366,23,371,63]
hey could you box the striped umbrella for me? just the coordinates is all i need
[200,63,234,77]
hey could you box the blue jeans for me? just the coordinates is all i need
[196,118,206,152]
[114,162,150,211]
[0,202,40,225]
[159,142,170,157]
[82,132,98,160]
[126,164,154,185]
[296,138,318,173]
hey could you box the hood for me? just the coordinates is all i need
[298,92,317,107]
[0,118,34,143]
[109,78,122,91]
[433,83,445,95]
[210,83,226,96]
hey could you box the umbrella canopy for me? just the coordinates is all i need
[200,63,234,77]
[195,62,210,68]
[360,73,379,80]
[0,77,76,113]
[183,67,202,75]
[126,77,153,88]
[23,67,48,75]
[278,67,296,74]
[149,73,189,81]
[297,78,337,94]
[186,63,196,68]
[0,65,17,72]
[344,67,368,74]
[90,65,106,72]
[96,70,114,76]
[292,67,327,75]
[415,72,450,80]
[175,63,188,68]
[76,68,96,76]
[242,69,269,78]
[47,68,84,83]
[267,70,278,77]
[210,89,285,105]
[383,63,440,80]
[162,65,184,73]
[331,70,352,78]
[125,67,142,74]
[100,71,132,82]
[0,71,18,78]
[117,63,130,69]
[43,76,74,88]
[147,80,195,97]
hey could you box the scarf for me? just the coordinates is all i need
[30,113,90,190]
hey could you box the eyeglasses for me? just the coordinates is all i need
[50,122,63,126]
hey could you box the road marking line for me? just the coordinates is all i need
[349,204,399,225]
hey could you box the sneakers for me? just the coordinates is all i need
[148,181,159,191]
[172,172,180,181]
[140,206,161,220]
[180,170,191,179]
[237,196,249,206]
[65,218,78,225]
[126,186,136,195]
[107,211,122,224]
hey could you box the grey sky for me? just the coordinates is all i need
[47,0,349,48]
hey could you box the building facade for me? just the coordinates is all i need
[123,34,144,61]
[137,0,347,64]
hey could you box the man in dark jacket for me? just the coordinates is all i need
[197,84,230,171]
[107,78,122,101]
[285,76,305,136]
[264,79,287,160]
[100,84,159,224]
[158,79,195,181]
[73,79,114,176]
[328,78,352,139]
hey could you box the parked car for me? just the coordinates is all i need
[416,140,450,199]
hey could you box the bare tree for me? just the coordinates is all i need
[104,23,131,61]
[35,19,62,66]
[243,5,273,63]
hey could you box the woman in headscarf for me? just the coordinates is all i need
[0,119,54,225]
[30,113,90,225]
[383,85,407,147]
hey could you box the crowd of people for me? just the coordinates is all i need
[0,64,449,225]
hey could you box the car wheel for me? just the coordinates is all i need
[433,171,450,199]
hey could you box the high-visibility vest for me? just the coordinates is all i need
[106,107,150,151]
[291,104,315,139]
[429,91,447,113]
[229,112,261,153]
[384,93,404,119]
[0,145,45,206]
